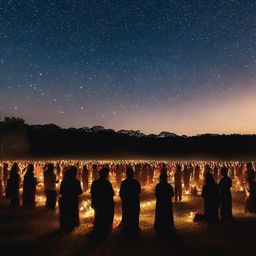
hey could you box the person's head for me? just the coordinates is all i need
[47,163,54,172]
[249,171,256,182]
[11,163,18,173]
[27,164,34,173]
[10,163,19,177]
[126,167,134,178]
[99,167,109,179]
[205,172,214,184]
[221,167,228,177]
[160,172,168,183]
[176,164,181,171]
[247,162,253,170]
[70,166,77,179]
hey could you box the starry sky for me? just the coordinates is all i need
[0,0,256,135]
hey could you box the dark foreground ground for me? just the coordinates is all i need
[0,190,254,256]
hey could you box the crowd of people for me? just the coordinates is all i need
[0,160,255,242]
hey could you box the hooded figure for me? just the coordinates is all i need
[59,166,83,233]
[219,167,232,221]
[120,167,141,236]
[202,173,220,223]
[23,164,37,208]
[174,164,182,202]
[154,172,175,234]
[6,163,20,208]
[90,168,114,242]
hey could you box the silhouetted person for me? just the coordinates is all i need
[154,172,175,235]
[134,163,141,181]
[23,164,37,209]
[92,164,98,181]
[183,165,191,192]
[90,168,114,242]
[161,163,168,174]
[82,165,89,192]
[3,163,9,194]
[6,163,20,208]
[115,164,122,187]
[219,167,232,221]
[0,165,3,197]
[120,167,141,236]
[141,164,147,187]
[194,164,200,187]
[147,164,154,185]
[59,166,83,233]
[204,164,212,177]
[202,173,219,223]
[213,164,219,182]
[44,163,57,210]
[236,163,243,185]
[56,162,61,180]
[174,165,182,202]
[245,170,256,213]
[245,162,255,184]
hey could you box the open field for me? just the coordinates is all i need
[0,188,254,256]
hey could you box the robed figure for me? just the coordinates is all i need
[23,164,37,208]
[219,167,232,221]
[202,173,219,223]
[90,168,114,242]
[120,167,141,236]
[154,172,175,234]
[59,166,83,233]
[245,167,256,213]
[44,163,58,210]
[6,163,20,208]
[82,165,89,192]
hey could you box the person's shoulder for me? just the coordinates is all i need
[155,182,161,188]
[168,183,173,188]
[91,180,98,186]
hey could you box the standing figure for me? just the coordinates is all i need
[154,172,175,235]
[202,173,219,223]
[120,167,141,236]
[219,167,232,221]
[174,165,182,202]
[3,163,9,194]
[6,163,20,208]
[23,164,37,208]
[245,170,256,213]
[245,162,255,185]
[90,168,114,242]
[82,165,89,192]
[115,164,122,188]
[59,166,83,233]
[44,163,58,210]
[147,164,154,185]
[134,164,141,182]
[183,165,191,192]
[0,164,3,197]
[194,164,200,187]
[56,163,62,180]
[213,164,219,182]
[92,164,98,181]
[141,164,147,187]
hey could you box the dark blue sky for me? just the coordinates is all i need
[0,0,256,135]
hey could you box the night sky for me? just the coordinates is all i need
[0,0,256,135]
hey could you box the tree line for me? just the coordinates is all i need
[0,117,256,159]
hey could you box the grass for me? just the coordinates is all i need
[0,189,254,256]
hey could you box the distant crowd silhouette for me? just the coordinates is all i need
[0,161,256,242]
